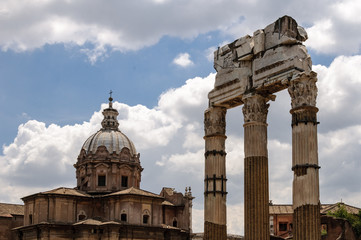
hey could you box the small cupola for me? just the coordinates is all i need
[101,92,119,130]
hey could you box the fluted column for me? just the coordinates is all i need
[288,72,321,240]
[243,94,271,240]
[204,107,227,240]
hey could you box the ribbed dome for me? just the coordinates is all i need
[80,95,137,156]
[82,129,137,155]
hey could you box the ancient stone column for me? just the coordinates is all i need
[288,72,321,240]
[242,94,271,240]
[204,106,227,240]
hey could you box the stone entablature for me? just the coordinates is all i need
[209,16,312,109]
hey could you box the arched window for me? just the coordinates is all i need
[78,210,87,221]
[121,213,127,222]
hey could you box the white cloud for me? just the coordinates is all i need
[0,73,214,202]
[172,53,194,68]
[205,46,216,62]
[0,0,244,61]
[331,0,361,24]
[192,203,245,234]
[3,0,361,62]
[305,19,336,53]
[315,55,361,130]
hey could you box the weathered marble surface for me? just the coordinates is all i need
[209,15,312,108]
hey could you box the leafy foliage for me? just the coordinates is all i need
[327,204,361,238]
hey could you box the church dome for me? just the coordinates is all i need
[82,129,137,156]
[79,93,137,156]
[75,93,143,194]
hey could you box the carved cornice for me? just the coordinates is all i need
[204,107,227,136]
[288,72,318,109]
[242,95,270,123]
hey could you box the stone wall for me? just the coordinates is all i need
[0,215,23,240]
[321,215,357,240]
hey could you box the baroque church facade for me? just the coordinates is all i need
[14,96,193,240]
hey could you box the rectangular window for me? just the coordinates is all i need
[143,215,149,224]
[98,175,106,186]
[279,222,288,231]
[121,176,128,188]
[121,213,127,222]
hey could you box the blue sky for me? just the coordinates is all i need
[1,0,361,235]
[0,34,221,145]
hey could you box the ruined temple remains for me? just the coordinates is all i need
[204,16,320,240]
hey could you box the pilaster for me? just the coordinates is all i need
[204,107,227,240]
[242,94,271,240]
[288,72,321,240]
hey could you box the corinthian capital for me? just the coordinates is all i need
[288,72,318,109]
[242,95,270,123]
[204,107,227,136]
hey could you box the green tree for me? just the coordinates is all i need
[327,204,361,238]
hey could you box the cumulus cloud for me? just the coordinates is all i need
[2,0,361,62]
[0,73,214,201]
[2,54,361,234]
[315,55,361,130]
[0,0,244,62]
[192,202,245,234]
[172,53,194,68]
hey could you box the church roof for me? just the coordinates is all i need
[106,187,163,199]
[23,187,165,200]
[162,200,174,206]
[0,203,24,217]
[22,187,91,200]
[42,187,91,197]
[321,202,361,215]
[73,218,103,226]
[269,204,293,214]
[74,219,122,226]
[269,202,361,215]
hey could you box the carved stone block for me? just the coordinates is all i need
[253,29,265,55]
[209,16,313,108]
[234,35,253,61]
[252,45,311,86]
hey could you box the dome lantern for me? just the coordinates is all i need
[101,91,119,130]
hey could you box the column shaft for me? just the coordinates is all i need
[243,95,270,240]
[204,107,227,240]
[288,73,321,240]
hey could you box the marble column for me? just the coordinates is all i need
[243,94,271,240]
[204,107,227,240]
[288,72,321,240]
